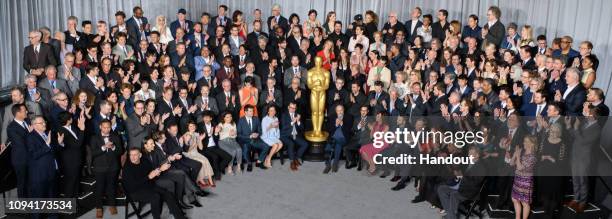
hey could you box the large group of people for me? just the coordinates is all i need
[2,3,611,219]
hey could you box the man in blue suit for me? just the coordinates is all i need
[7,104,30,198]
[524,90,548,117]
[280,102,308,171]
[126,6,149,48]
[324,105,353,174]
[237,105,270,171]
[170,9,194,38]
[27,116,65,219]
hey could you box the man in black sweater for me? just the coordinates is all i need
[122,148,186,219]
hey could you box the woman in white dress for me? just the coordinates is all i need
[152,15,173,44]
[183,121,215,187]
[260,106,283,168]
[214,112,243,174]
[133,79,156,101]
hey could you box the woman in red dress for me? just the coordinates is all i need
[316,40,335,70]
[232,10,248,40]
[359,111,390,174]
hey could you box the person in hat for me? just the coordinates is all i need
[170,8,194,38]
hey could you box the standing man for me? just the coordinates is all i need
[6,104,31,198]
[90,119,124,218]
[23,30,57,76]
[126,6,149,48]
[267,4,289,34]
[482,6,505,47]
[171,8,194,38]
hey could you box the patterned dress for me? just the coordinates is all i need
[511,153,536,203]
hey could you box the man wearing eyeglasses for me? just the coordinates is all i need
[552,35,580,68]
[23,30,57,77]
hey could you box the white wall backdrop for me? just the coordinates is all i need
[1,0,612,104]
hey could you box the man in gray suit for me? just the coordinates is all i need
[194,84,220,120]
[1,87,42,145]
[111,32,135,64]
[57,53,81,95]
[24,74,52,113]
[39,65,72,97]
[125,100,156,149]
[228,25,245,56]
[568,106,602,212]
[258,78,283,109]
[283,55,307,89]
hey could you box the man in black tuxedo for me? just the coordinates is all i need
[404,7,423,44]
[431,9,450,43]
[555,68,586,116]
[280,102,308,171]
[520,45,536,71]
[327,21,349,54]
[6,104,30,198]
[163,122,202,182]
[90,119,124,217]
[79,64,109,100]
[57,112,85,199]
[267,4,289,34]
[126,6,149,48]
[327,78,350,117]
[324,105,353,173]
[23,30,57,76]
[426,83,449,116]
[347,82,367,118]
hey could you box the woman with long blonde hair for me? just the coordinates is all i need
[152,15,173,44]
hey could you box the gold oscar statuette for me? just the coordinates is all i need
[305,57,330,142]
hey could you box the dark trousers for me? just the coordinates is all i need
[61,162,81,198]
[343,139,361,164]
[281,136,308,160]
[129,186,186,219]
[156,169,197,203]
[93,170,118,208]
[241,140,270,164]
[437,184,468,219]
[325,136,346,165]
[200,146,232,178]
[13,164,28,198]
[173,157,202,182]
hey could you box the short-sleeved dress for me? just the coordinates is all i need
[511,153,536,203]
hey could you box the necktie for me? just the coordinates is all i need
[247,118,252,130]
[22,121,28,130]
[51,80,56,89]
[376,93,380,100]
[536,105,542,115]
[41,132,49,143]
[34,46,39,59]
[291,113,297,138]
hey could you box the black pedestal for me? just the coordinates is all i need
[303,141,327,162]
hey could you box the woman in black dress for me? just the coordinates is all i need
[535,123,567,219]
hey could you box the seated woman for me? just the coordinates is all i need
[359,111,390,174]
[260,105,284,168]
[215,111,243,175]
[183,121,215,187]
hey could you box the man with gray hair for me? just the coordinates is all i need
[39,26,61,60]
[24,74,52,113]
[23,30,57,76]
[39,65,72,97]
[267,4,289,34]
[554,67,586,115]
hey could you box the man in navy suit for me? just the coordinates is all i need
[210,5,232,37]
[6,104,30,198]
[187,22,208,56]
[237,105,270,171]
[126,6,149,48]
[524,90,548,117]
[455,75,472,99]
[555,68,586,116]
[170,9,194,38]
[324,105,353,173]
[79,64,108,100]
[280,102,308,171]
[27,116,63,200]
